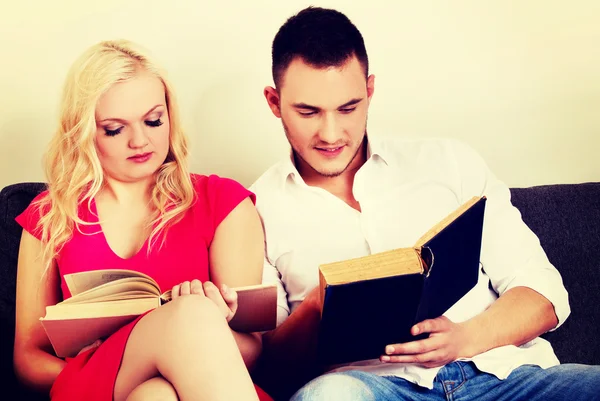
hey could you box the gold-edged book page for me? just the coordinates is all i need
[60,278,160,305]
[414,196,483,248]
[64,269,158,296]
[63,291,157,304]
[42,297,160,320]
[319,247,424,286]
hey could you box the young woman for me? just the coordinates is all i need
[14,39,271,401]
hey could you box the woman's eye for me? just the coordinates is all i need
[145,119,163,127]
[104,127,123,136]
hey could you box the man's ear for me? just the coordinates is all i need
[264,86,282,118]
[366,74,375,103]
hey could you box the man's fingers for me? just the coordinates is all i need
[380,349,449,367]
[385,336,441,355]
[412,316,450,336]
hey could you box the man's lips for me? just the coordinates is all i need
[315,146,344,152]
[315,145,345,157]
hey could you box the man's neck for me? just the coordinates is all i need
[301,140,367,210]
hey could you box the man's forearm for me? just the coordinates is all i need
[462,286,558,358]
[232,331,263,371]
[263,301,321,365]
[258,296,322,397]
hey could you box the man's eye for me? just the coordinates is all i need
[340,108,356,114]
[298,111,317,116]
[145,119,163,127]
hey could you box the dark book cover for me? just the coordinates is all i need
[317,197,486,366]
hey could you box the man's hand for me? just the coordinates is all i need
[380,316,474,368]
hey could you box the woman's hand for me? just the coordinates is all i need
[171,279,205,299]
[77,339,103,356]
[171,280,238,322]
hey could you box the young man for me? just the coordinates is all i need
[251,6,600,401]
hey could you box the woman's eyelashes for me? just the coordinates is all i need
[104,126,123,137]
[103,118,163,136]
[145,118,163,127]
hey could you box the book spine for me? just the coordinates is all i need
[318,270,326,316]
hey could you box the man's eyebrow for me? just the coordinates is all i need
[338,98,363,109]
[291,98,364,112]
[292,102,320,111]
[99,104,163,123]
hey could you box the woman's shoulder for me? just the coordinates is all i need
[188,173,255,229]
[190,173,252,200]
[15,190,51,240]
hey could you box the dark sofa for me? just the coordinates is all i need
[1,181,599,400]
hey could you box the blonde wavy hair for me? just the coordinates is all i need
[35,39,195,269]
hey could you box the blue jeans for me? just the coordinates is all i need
[290,362,600,401]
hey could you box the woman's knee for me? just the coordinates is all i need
[126,376,178,401]
[290,372,376,401]
[164,295,227,333]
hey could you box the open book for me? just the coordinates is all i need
[317,196,487,365]
[41,269,277,358]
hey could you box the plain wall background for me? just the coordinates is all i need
[1,0,599,190]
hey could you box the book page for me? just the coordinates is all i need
[63,291,156,304]
[43,297,159,320]
[65,269,158,296]
[61,278,160,305]
[319,248,424,286]
[414,196,483,248]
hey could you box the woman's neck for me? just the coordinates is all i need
[99,176,153,206]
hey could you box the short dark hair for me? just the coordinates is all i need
[271,7,369,88]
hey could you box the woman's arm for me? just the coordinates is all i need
[208,197,265,370]
[14,230,66,393]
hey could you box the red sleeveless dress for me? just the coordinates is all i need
[16,174,272,401]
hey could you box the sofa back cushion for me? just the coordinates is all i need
[510,182,600,365]
[0,183,46,387]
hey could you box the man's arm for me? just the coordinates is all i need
[256,287,322,399]
[384,140,569,367]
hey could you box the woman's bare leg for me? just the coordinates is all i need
[114,295,259,401]
[126,377,178,401]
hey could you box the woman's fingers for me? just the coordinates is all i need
[203,281,236,322]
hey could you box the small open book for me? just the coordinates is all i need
[41,269,277,358]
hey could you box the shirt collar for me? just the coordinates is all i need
[281,150,304,188]
[280,135,390,188]
[365,135,390,166]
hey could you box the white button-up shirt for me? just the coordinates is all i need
[250,136,570,389]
